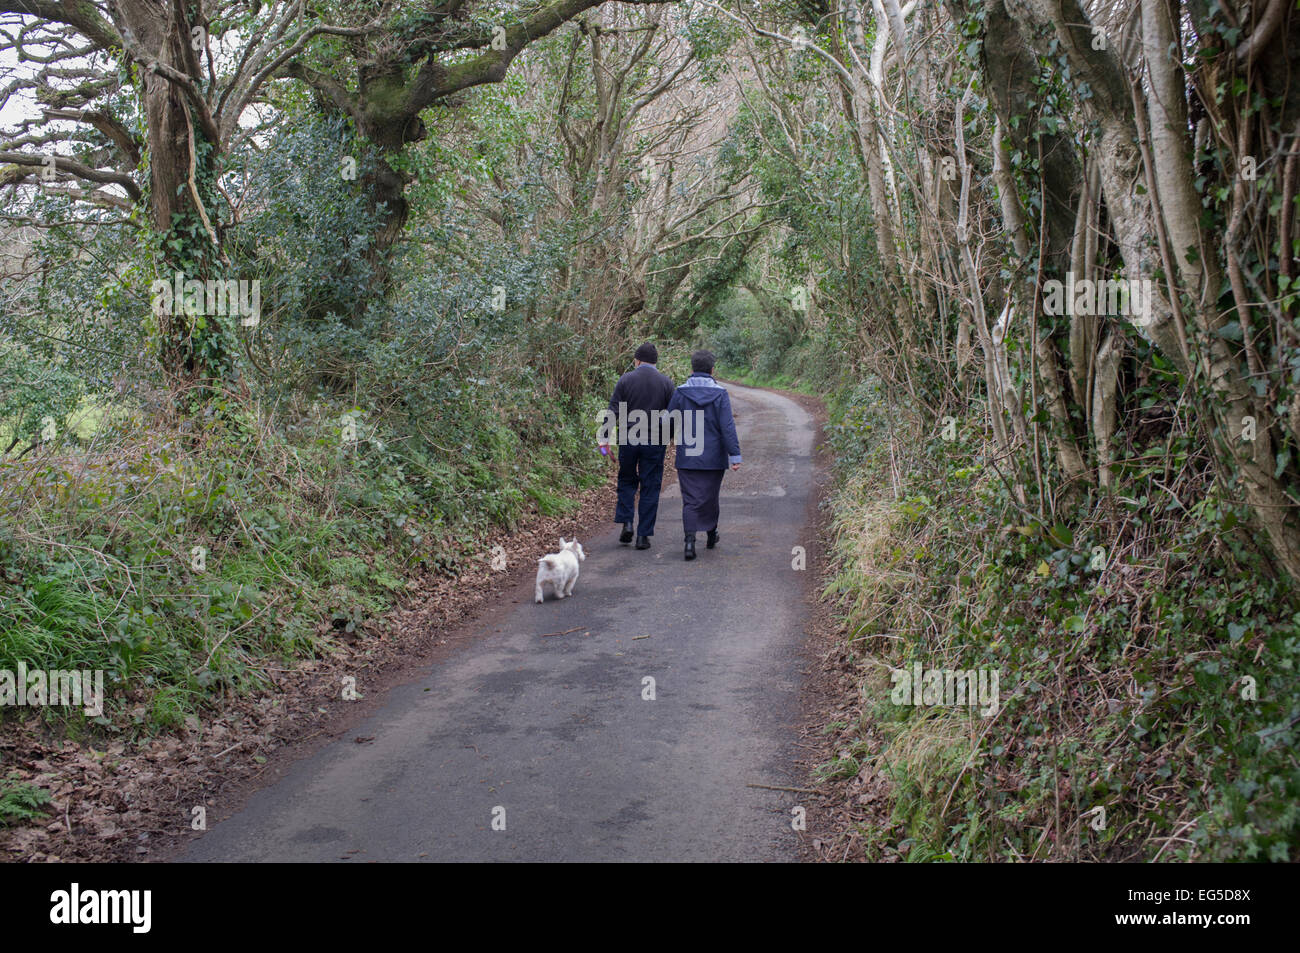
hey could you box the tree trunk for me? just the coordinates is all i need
[1003,0,1300,576]
[117,0,231,397]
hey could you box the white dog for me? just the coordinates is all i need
[535,537,586,603]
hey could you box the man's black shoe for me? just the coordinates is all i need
[619,522,633,544]
[706,530,719,549]
[635,536,651,550]
[684,534,697,560]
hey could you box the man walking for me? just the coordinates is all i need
[666,350,741,561]
[599,342,675,550]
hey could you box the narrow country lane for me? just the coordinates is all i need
[178,384,817,862]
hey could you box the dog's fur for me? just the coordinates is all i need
[534,537,586,603]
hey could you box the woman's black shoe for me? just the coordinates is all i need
[619,522,634,544]
[684,534,697,560]
[636,536,651,550]
[706,530,719,549]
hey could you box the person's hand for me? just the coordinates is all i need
[731,462,741,471]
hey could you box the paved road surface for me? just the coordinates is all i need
[180,383,817,862]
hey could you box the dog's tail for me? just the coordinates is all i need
[538,556,558,569]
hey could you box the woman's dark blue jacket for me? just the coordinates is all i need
[666,373,743,471]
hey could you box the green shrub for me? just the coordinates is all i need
[0,776,52,827]
[821,380,1300,862]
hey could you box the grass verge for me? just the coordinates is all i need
[816,379,1300,861]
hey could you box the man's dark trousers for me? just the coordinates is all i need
[616,443,666,537]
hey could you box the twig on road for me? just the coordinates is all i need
[540,626,586,637]
[746,782,820,794]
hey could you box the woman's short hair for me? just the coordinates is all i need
[691,349,716,373]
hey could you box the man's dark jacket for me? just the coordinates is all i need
[608,363,676,435]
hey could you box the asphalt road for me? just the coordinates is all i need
[180,383,817,862]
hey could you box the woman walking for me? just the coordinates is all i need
[666,350,742,561]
